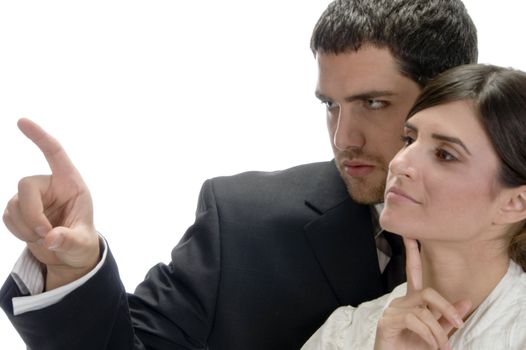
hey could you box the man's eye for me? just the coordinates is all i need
[321,100,338,110]
[435,148,457,162]
[365,99,387,110]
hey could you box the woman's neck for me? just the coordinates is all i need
[419,239,510,317]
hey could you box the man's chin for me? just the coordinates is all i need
[343,177,385,205]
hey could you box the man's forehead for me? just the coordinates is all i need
[315,50,420,100]
[315,74,408,101]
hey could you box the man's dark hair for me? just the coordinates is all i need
[310,0,478,86]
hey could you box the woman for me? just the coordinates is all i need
[302,64,526,349]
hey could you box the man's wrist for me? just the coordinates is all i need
[12,235,108,315]
[44,238,102,291]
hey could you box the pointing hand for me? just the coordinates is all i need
[3,119,100,290]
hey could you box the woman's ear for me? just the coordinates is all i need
[495,186,526,225]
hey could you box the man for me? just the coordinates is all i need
[1,0,477,349]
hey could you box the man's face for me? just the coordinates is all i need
[316,46,421,204]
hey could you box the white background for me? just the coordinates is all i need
[0,1,525,348]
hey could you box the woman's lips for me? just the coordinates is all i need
[385,186,421,204]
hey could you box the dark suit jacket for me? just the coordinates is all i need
[0,161,405,349]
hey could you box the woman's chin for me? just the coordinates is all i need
[379,211,394,231]
[379,212,406,235]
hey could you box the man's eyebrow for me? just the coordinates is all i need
[315,90,396,101]
[404,122,472,155]
[315,91,329,101]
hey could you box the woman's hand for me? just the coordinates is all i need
[374,238,472,350]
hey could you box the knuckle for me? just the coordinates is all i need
[3,213,20,237]
[403,312,415,324]
[2,208,10,223]
[421,287,435,299]
[17,177,33,191]
[7,195,19,209]
[417,307,429,319]
[376,317,387,329]
[382,307,395,317]
[391,296,403,305]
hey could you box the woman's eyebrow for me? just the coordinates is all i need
[431,133,471,155]
[404,121,471,155]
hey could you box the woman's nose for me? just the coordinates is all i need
[389,147,418,179]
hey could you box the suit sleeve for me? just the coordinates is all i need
[0,179,222,350]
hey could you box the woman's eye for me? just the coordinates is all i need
[435,148,457,161]
[365,99,387,110]
[400,135,414,146]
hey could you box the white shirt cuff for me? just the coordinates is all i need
[10,236,108,316]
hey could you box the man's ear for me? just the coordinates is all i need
[495,186,526,225]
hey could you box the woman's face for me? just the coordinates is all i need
[380,100,505,243]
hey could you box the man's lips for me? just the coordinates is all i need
[343,161,375,177]
[385,186,421,204]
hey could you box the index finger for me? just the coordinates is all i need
[404,237,423,293]
[17,118,78,175]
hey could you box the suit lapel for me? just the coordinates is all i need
[381,231,406,291]
[302,161,384,306]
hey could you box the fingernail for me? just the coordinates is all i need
[36,238,44,246]
[48,234,63,250]
[35,226,49,237]
[454,315,464,327]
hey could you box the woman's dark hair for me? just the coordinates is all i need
[408,64,526,270]
[310,0,477,86]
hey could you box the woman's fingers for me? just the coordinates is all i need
[377,238,472,350]
[390,288,465,329]
[412,307,451,349]
[404,237,423,293]
[437,299,472,334]
[380,307,451,349]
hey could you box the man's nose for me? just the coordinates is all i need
[332,108,365,151]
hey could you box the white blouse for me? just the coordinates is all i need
[302,260,526,350]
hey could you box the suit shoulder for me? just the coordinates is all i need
[206,161,333,199]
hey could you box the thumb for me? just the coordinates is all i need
[40,226,101,290]
[44,227,68,251]
[43,225,100,268]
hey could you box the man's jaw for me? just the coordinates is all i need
[340,169,386,205]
